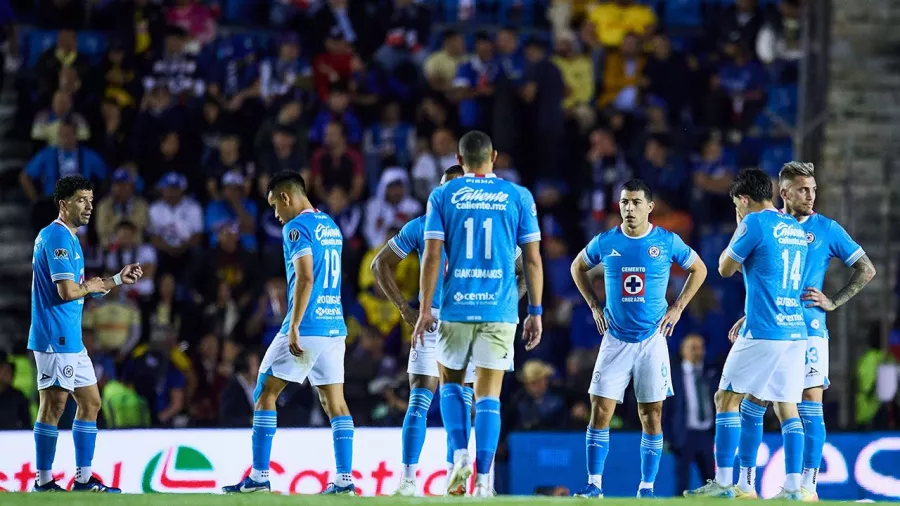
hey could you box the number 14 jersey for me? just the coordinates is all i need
[280,208,347,337]
[424,174,540,324]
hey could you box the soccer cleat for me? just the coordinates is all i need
[800,488,818,502]
[772,488,803,501]
[684,480,737,498]
[321,482,356,495]
[445,461,473,496]
[222,476,271,494]
[573,483,604,498]
[32,480,65,492]
[71,477,121,493]
[393,478,417,497]
[637,488,656,498]
[733,486,759,499]
[473,484,494,498]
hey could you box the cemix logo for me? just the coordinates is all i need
[142,446,217,493]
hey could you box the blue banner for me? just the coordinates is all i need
[508,432,900,500]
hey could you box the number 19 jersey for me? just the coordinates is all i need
[280,209,347,337]
[424,173,539,323]
[725,209,808,341]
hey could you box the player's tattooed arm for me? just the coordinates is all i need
[515,252,527,300]
[803,254,876,311]
[56,278,106,301]
[371,245,418,326]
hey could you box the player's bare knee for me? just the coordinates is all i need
[38,396,67,424]
[743,394,767,407]
[409,374,437,392]
[637,403,663,433]
[802,387,822,403]
[772,401,799,422]
[77,394,102,418]
[589,397,615,429]
[714,389,741,412]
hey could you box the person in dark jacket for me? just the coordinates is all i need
[219,351,259,427]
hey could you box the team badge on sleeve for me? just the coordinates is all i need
[288,229,300,242]
[53,249,69,260]
[736,221,748,237]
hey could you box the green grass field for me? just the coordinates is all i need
[0,494,852,506]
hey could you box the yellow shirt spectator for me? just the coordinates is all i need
[588,0,657,47]
[553,53,595,110]
[82,297,141,355]
[358,243,419,300]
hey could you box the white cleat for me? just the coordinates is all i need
[393,478,417,497]
[473,484,495,497]
[445,461,473,496]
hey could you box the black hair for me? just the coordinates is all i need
[621,178,653,201]
[444,164,465,177]
[53,175,94,209]
[266,170,306,196]
[458,130,493,169]
[233,350,256,375]
[115,220,137,232]
[728,168,773,202]
[475,30,491,42]
[443,29,461,41]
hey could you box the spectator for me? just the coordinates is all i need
[34,29,91,100]
[309,121,365,203]
[125,330,188,427]
[363,101,416,176]
[322,186,365,290]
[205,136,254,200]
[190,221,262,317]
[493,27,525,155]
[344,327,399,425]
[373,0,431,72]
[691,134,736,228]
[205,171,259,251]
[665,334,717,496]
[99,41,139,109]
[219,350,260,427]
[148,172,204,275]
[587,0,656,48]
[712,41,767,133]
[203,280,242,342]
[20,120,108,203]
[649,194,693,242]
[100,373,152,428]
[134,89,188,177]
[31,90,91,147]
[309,86,363,146]
[582,128,632,236]
[95,167,149,247]
[598,32,645,111]
[166,0,217,49]
[257,124,305,197]
[246,277,287,348]
[716,0,765,58]
[522,38,566,180]
[756,0,804,76]
[411,127,456,201]
[423,30,465,92]
[36,0,85,29]
[313,30,355,102]
[451,31,497,132]
[494,152,521,184]
[310,0,363,51]
[83,288,142,362]
[189,332,227,424]
[364,167,422,248]
[638,135,689,209]
[552,30,596,134]
[0,358,31,430]
[98,100,132,167]
[259,34,312,105]
[643,34,693,125]
[504,359,567,431]
[103,220,158,297]
[143,27,204,96]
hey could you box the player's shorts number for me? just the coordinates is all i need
[806,346,819,365]
[322,248,340,289]
[464,217,493,260]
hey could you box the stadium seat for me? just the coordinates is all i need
[664,0,703,28]
[760,139,793,179]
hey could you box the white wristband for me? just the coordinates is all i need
[113,273,123,287]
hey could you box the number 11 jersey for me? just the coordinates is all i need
[424,173,539,324]
[280,208,347,337]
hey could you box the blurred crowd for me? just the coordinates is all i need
[1,0,895,438]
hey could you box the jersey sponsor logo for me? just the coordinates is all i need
[53,248,69,260]
[609,249,621,257]
[453,291,497,303]
[449,187,509,211]
[314,307,342,317]
[452,268,503,279]
[63,365,74,378]
[647,246,661,258]
[288,229,300,242]
[775,313,805,324]
[806,232,816,243]
[773,221,807,246]
[622,272,645,297]
[314,224,342,246]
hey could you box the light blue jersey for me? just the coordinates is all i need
[796,212,864,338]
[279,209,347,337]
[28,220,87,353]
[389,215,523,311]
[582,225,697,343]
[424,173,539,323]
[726,209,808,341]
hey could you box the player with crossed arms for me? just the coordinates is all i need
[570,179,708,498]
[30,175,143,492]
[686,168,809,499]
[727,162,875,500]
[224,171,356,495]
[372,164,526,496]
[413,131,543,497]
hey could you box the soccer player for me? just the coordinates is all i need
[223,171,355,495]
[371,165,527,496]
[686,168,809,500]
[570,179,707,498]
[728,162,875,500]
[30,175,143,492]
[413,131,543,497]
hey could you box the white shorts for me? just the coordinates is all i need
[34,349,97,392]
[588,331,673,404]
[260,334,346,386]
[804,335,830,390]
[719,338,806,403]
[437,321,517,372]
[409,310,477,383]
